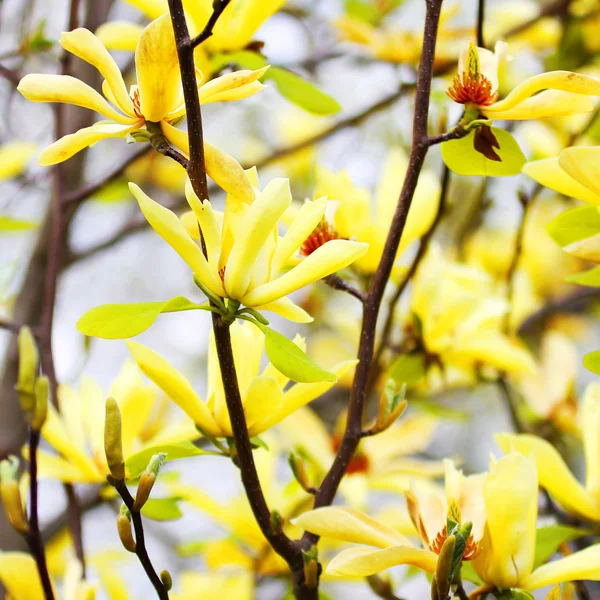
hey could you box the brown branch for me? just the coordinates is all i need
[303,0,446,538]
[0,62,20,86]
[502,0,571,38]
[324,275,366,303]
[476,0,486,47]
[153,141,189,170]
[190,0,231,48]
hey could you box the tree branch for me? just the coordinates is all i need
[324,275,366,303]
[476,0,486,47]
[190,0,231,47]
[303,0,446,537]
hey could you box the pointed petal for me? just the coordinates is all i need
[523,157,600,205]
[224,178,292,300]
[39,122,140,166]
[127,341,221,436]
[60,28,134,116]
[128,183,224,297]
[243,376,283,433]
[559,146,600,199]
[26,450,94,484]
[167,483,231,526]
[325,545,437,577]
[17,74,135,124]
[525,545,600,589]
[482,89,595,120]
[126,0,167,19]
[135,14,181,122]
[241,240,368,307]
[581,384,600,496]
[293,506,412,548]
[254,297,313,323]
[198,67,269,104]
[495,433,599,524]
[485,71,600,115]
[95,21,145,52]
[0,552,52,600]
[0,141,36,181]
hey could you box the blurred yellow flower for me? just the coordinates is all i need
[130,172,368,320]
[128,321,356,439]
[315,148,440,274]
[171,572,253,600]
[18,15,266,173]
[0,141,36,181]
[26,362,196,484]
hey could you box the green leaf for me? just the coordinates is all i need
[584,350,600,375]
[387,353,425,385]
[265,328,337,383]
[141,497,183,521]
[566,265,600,287]
[0,216,38,232]
[441,128,526,177]
[345,0,381,23]
[534,524,590,568]
[547,205,600,248]
[460,562,482,585]
[410,399,470,422]
[27,19,54,53]
[125,441,214,480]
[249,436,270,451]
[77,296,203,339]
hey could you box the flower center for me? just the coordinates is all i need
[331,434,370,475]
[429,526,481,561]
[131,88,143,119]
[447,71,498,107]
[300,218,339,257]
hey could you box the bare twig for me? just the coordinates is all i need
[0,63,20,86]
[190,0,231,47]
[476,0,486,47]
[324,275,366,303]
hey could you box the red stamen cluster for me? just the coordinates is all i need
[300,219,339,257]
[131,88,143,118]
[429,526,481,561]
[331,434,370,475]
[447,72,498,107]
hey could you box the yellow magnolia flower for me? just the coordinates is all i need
[408,244,536,380]
[0,553,95,600]
[128,321,356,439]
[448,41,600,120]
[130,172,368,321]
[0,141,36,181]
[497,383,600,525]
[171,572,253,600]
[295,454,600,591]
[314,148,440,274]
[97,0,286,55]
[125,151,187,193]
[278,406,443,507]
[28,362,196,484]
[17,14,266,182]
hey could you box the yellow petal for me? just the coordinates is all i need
[93,559,128,600]
[496,433,599,522]
[0,141,36,180]
[224,178,292,300]
[135,14,181,122]
[95,21,144,52]
[60,28,134,116]
[18,74,135,124]
[198,68,269,104]
[293,506,412,548]
[581,383,600,496]
[243,376,283,434]
[325,545,437,577]
[486,71,600,115]
[270,197,328,278]
[128,183,224,297]
[523,157,600,205]
[241,240,369,307]
[559,146,600,199]
[524,545,600,590]
[127,341,221,436]
[472,453,538,589]
[254,297,313,323]
[168,483,231,525]
[25,450,95,484]
[482,89,595,120]
[125,0,167,19]
[204,142,255,202]
[255,360,357,432]
[0,552,52,600]
[39,122,140,166]
[564,234,600,263]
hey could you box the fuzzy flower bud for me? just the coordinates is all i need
[15,327,39,417]
[104,398,125,480]
[133,453,166,511]
[117,504,136,553]
[0,457,28,535]
[30,376,49,431]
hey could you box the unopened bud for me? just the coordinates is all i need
[270,510,283,534]
[367,574,393,597]
[160,570,172,591]
[16,327,39,416]
[104,398,125,480]
[288,451,314,494]
[435,534,456,598]
[133,453,165,512]
[117,504,136,553]
[303,559,318,589]
[31,376,49,431]
[0,457,28,535]
[375,380,407,433]
[430,574,440,600]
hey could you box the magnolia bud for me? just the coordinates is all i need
[31,376,49,431]
[430,574,440,600]
[436,534,456,598]
[288,451,314,494]
[375,380,407,433]
[160,570,172,591]
[0,457,28,535]
[133,453,166,512]
[16,327,39,416]
[117,504,136,553]
[104,398,125,480]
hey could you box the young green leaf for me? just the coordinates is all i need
[140,497,183,521]
[584,350,600,375]
[77,296,203,339]
[265,328,337,383]
[533,524,590,568]
[387,353,425,385]
[566,265,600,287]
[441,128,526,177]
[547,205,600,263]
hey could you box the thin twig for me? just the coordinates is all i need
[324,275,366,303]
[191,0,232,47]
[476,0,486,47]
[303,0,447,538]
[112,480,169,600]
[0,62,20,86]
[154,141,189,170]
[0,318,28,334]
